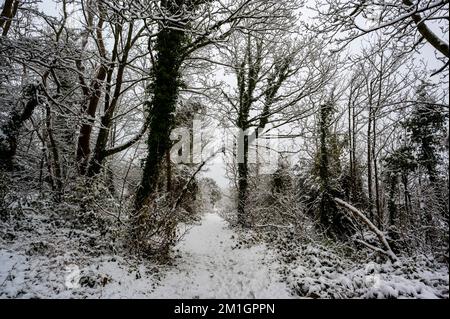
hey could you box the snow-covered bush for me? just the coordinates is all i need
[279,243,449,299]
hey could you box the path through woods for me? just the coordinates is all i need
[149,213,293,299]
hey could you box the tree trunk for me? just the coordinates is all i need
[87,23,133,177]
[372,112,382,229]
[76,5,108,175]
[367,104,374,223]
[76,64,107,175]
[0,85,39,170]
[45,104,63,198]
[0,0,15,29]
[0,0,19,37]
[347,85,354,202]
[166,150,172,193]
[352,96,358,202]
[134,2,186,212]
[237,133,249,226]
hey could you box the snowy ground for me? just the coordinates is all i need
[279,243,449,299]
[149,213,293,299]
[0,207,447,299]
[0,211,292,299]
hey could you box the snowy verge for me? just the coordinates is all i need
[275,239,449,299]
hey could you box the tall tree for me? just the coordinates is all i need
[219,17,333,226]
[405,82,448,184]
[313,99,353,238]
[134,0,190,211]
[75,0,109,174]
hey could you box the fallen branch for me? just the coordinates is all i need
[334,198,398,262]
[356,240,392,257]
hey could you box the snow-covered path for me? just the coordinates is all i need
[149,213,293,299]
[0,211,294,298]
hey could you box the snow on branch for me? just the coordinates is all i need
[334,198,398,262]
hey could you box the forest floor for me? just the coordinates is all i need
[0,207,448,298]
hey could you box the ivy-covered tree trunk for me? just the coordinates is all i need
[317,102,353,239]
[134,1,186,212]
[235,36,265,227]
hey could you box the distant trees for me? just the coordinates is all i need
[383,82,449,247]
[200,177,222,209]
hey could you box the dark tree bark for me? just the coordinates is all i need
[87,22,135,177]
[76,2,108,174]
[237,133,249,225]
[166,150,172,193]
[0,0,19,37]
[372,110,382,229]
[234,35,290,226]
[45,104,63,198]
[348,84,354,196]
[367,105,374,223]
[235,36,264,226]
[0,85,39,170]
[76,63,107,174]
[403,0,449,59]
[134,0,187,212]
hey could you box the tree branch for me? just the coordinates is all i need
[334,198,398,262]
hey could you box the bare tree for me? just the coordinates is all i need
[218,12,336,226]
[310,0,449,74]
